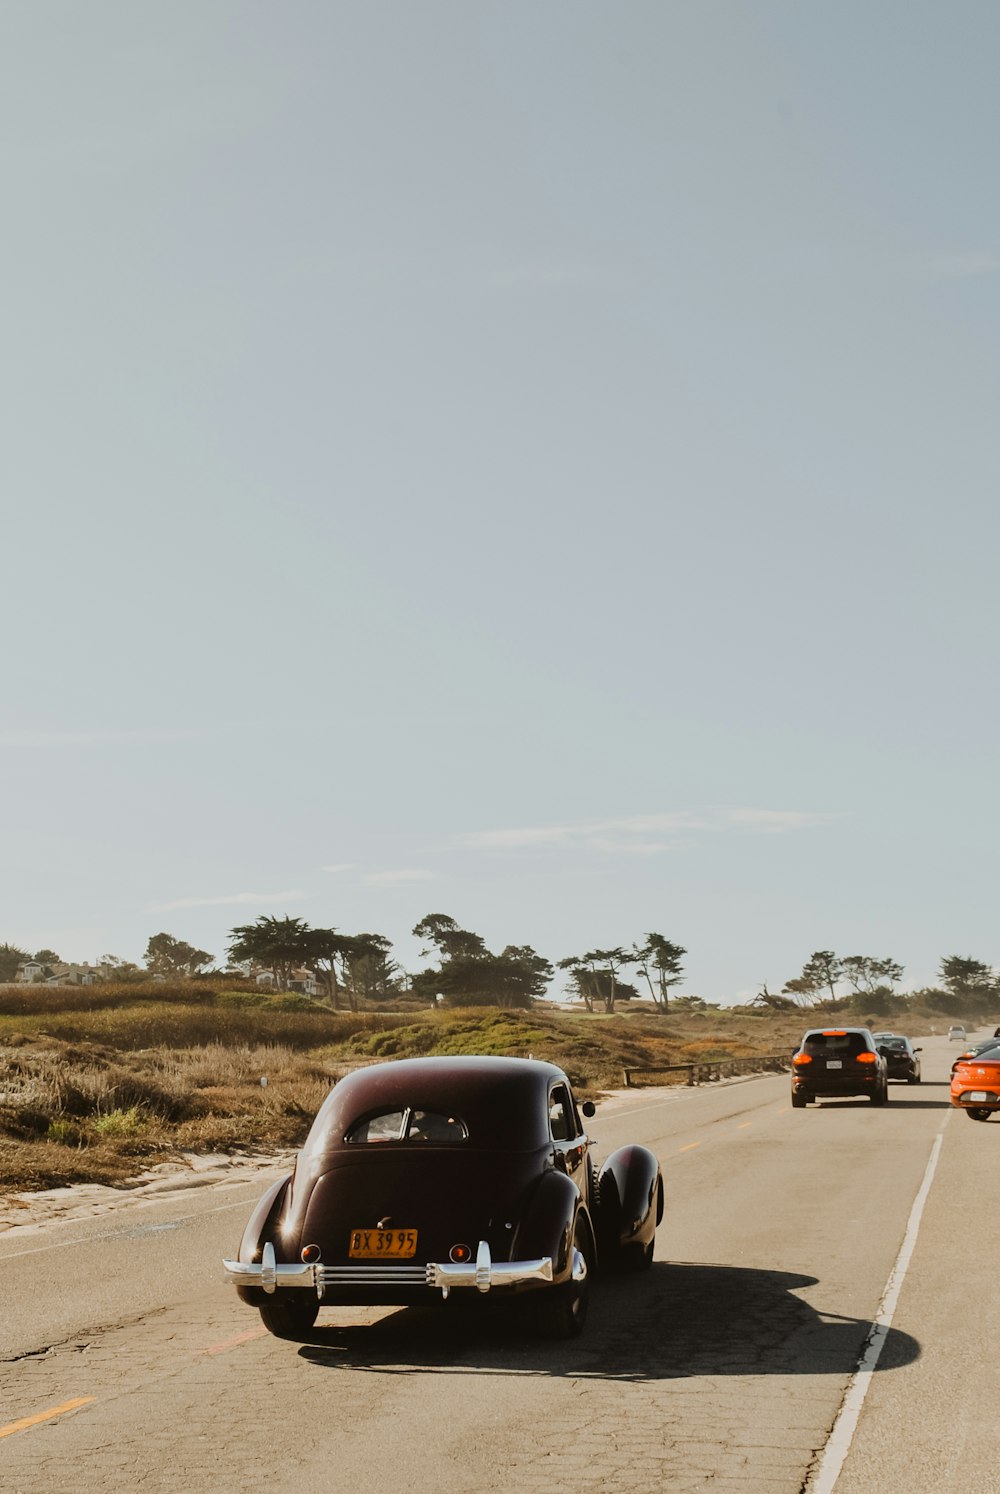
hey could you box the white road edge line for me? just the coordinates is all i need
[806,1115,950,1494]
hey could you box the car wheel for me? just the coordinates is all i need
[258,1293,320,1341]
[871,1081,889,1105]
[965,1107,994,1123]
[791,1092,808,1108]
[620,1235,655,1273]
[535,1217,591,1339]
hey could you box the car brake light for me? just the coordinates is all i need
[792,1053,812,1065]
[823,1030,847,1036]
[855,1052,877,1064]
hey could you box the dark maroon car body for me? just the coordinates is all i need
[224,1055,663,1340]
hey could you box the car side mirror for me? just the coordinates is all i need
[913,1047,922,1053]
[877,1046,889,1057]
[581,1100,596,1118]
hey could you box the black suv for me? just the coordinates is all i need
[791,1027,889,1107]
[872,1034,921,1083]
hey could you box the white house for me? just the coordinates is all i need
[15,960,48,983]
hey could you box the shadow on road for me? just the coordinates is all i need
[808,1096,950,1109]
[296,1261,919,1381]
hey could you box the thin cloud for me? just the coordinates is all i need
[149,890,304,911]
[320,863,356,874]
[362,869,435,887]
[461,808,840,854]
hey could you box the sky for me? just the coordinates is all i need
[3,3,999,1002]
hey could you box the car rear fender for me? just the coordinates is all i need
[597,1145,662,1253]
[237,1174,292,1263]
[510,1167,588,1279]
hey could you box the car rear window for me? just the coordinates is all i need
[802,1032,871,1056]
[883,1039,908,1051]
[345,1108,468,1144]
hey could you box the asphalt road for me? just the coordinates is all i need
[1,1033,993,1492]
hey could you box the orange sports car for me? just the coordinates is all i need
[950,1043,1000,1121]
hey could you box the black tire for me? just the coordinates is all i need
[965,1107,994,1123]
[908,1074,920,1084]
[791,1092,808,1108]
[535,1217,591,1339]
[258,1293,320,1341]
[871,1081,889,1105]
[620,1236,654,1273]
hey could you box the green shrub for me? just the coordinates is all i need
[91,1106,146,1137]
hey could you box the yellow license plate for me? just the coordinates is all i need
[349,1228,418,1259]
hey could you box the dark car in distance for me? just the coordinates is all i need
[871,1034,922,1083]
[791,1028,889,1107]
[224,1056,663,1341]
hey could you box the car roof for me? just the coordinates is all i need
[801,1027,874,1039]
[301,1056,571,1153]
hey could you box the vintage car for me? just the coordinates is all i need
[223,1055,663,1340]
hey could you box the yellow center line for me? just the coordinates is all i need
[198,1326,269,1357]
[0,1398,95,1440]
[676,1141,701,1153]
[737,1122,752,1129]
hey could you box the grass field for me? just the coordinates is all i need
[0,980,946,1192]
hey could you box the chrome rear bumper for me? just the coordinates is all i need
[223,1240,553,1300]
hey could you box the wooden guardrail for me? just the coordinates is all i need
[622,1054,791,1088]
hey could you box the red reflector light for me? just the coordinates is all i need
[449,1244,472,1263]
[855,1052,877,1064]
[792,1053,812,1065]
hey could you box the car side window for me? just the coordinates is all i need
[346,1110,406,1143]
[548,1085,576,1142]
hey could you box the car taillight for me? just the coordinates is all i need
[855,1052,877,1064]
[792,1053,812,1065]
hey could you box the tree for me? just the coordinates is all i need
[99,954,144,982]
[753,984,798,1012]
[632,934,686,1012]
[341,933,400,1009]
[412,948,551,1009]
[302,927,351,1008]
[227,916,311,991]
[412,914,487,961]
[497,945,553,1002]
[781,976,822,1006]
[411,914,551,1008]
[33,948,61,968]
[144,932,214,978]
[557,957,597,1011]
[939,956,995,1016]
[840,956,904,995]
[558,948,630,1013]
[0,944,28,982]
[939,955,994,998]
[798,951,843,1003]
